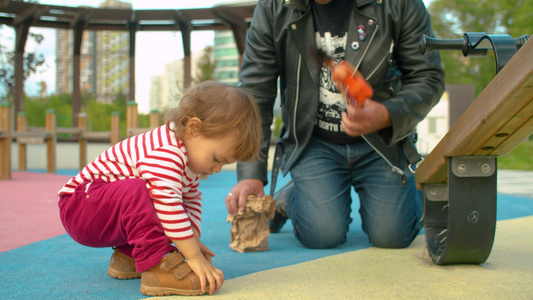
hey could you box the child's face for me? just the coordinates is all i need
[184,131,237,176]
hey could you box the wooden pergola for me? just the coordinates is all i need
[0,0,256,126]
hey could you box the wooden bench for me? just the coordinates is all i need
[0,108,121,180]
[12,110,57,176]
[126,101,161,137]
[415,38,533,264]
[0,101,13,180]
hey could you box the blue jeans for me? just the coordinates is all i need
[287,136,422,249]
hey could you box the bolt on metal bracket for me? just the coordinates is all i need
[451,156,496,178]
[424,183,449,202]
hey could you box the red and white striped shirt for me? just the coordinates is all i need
[58,124,202,240]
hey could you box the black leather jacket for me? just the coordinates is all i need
[237,0,445,186]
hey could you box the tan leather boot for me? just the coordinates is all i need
[108,248,141,279]
[140,251,205,296]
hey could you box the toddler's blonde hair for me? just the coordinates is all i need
[165,80,261,162]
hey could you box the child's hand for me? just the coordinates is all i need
[186,253,224,295]
[172,236,224,295]
[198,240,216,264]
[191,227,216,263]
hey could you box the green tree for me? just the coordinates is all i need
[24,94,72,127]
[428,0,532,95]
[0,25,46,100]
[85,92,128,136]
[22,92,144,140]
[193,46,217,83]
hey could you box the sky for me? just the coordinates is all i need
[1,0,433,113]
[0,0,242,113]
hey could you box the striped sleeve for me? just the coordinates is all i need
[182,178,202,236]
[138,145,200,240]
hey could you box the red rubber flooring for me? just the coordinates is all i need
[0,171,69,252]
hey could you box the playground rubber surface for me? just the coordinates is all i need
[1,170,532,299]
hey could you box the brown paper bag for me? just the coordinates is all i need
[227,195,276,253]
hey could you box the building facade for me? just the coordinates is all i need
[213,30,240,86]
[149,51,206,112]
[55,0,131,104]
[416,84,476,155]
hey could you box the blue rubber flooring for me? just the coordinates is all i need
[1,170,532,299]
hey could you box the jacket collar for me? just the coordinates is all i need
[284,0,375,10]
[355,0,376,8]
[282,0,311,11]
[287,0,377,86]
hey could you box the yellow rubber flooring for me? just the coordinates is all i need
[150,216,533,300]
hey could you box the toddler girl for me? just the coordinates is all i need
[58,80,261,296]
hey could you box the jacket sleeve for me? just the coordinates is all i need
[381,0,445,145]
[236,0,279,185]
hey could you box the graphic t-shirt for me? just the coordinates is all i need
[312,0,361,144]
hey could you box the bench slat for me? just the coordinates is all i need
[492,117,533,155]
[127,128,150,137]
[474,98,533,155]
[17,137,46,144]
[56,127,83,135]
[82,132,111,140]
[11,132,54,139]
[416,39,533,188]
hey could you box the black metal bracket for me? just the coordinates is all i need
[423,156,497,264]
[420,32,530,74]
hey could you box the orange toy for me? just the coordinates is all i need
[331,61,373,107]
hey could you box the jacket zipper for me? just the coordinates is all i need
[353,24,379,72]
[288,27,406,185]
[285,54,303,168]
[361,135,407,185]
[366,40,394,82]
[355,26,406,185]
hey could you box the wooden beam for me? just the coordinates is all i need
[0,2,255,32]
[14,22,30,116]
[182,28,192,87]
[71,18,85,127]
[12,4,38,26]
[0,102,11,180]
[212,6,249,69]
[175,10,193,88]
[45,109,56,174]
[129,20,137,102]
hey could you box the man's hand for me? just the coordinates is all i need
[341,98,392,136]
[225,179,264,216]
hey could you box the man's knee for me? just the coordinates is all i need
[367,225,420,249]
[294,222,347,249]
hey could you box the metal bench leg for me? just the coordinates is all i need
[423,156,497,264]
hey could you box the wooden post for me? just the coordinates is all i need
[45,109,56,174]
[0,101,11,180]
[17,111,27,171]
[110,111,120,145]
[150,109,160,129]
[78,112,87,170]
[126,101,138,134]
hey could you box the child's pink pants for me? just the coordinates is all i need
[58,178,176,272]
